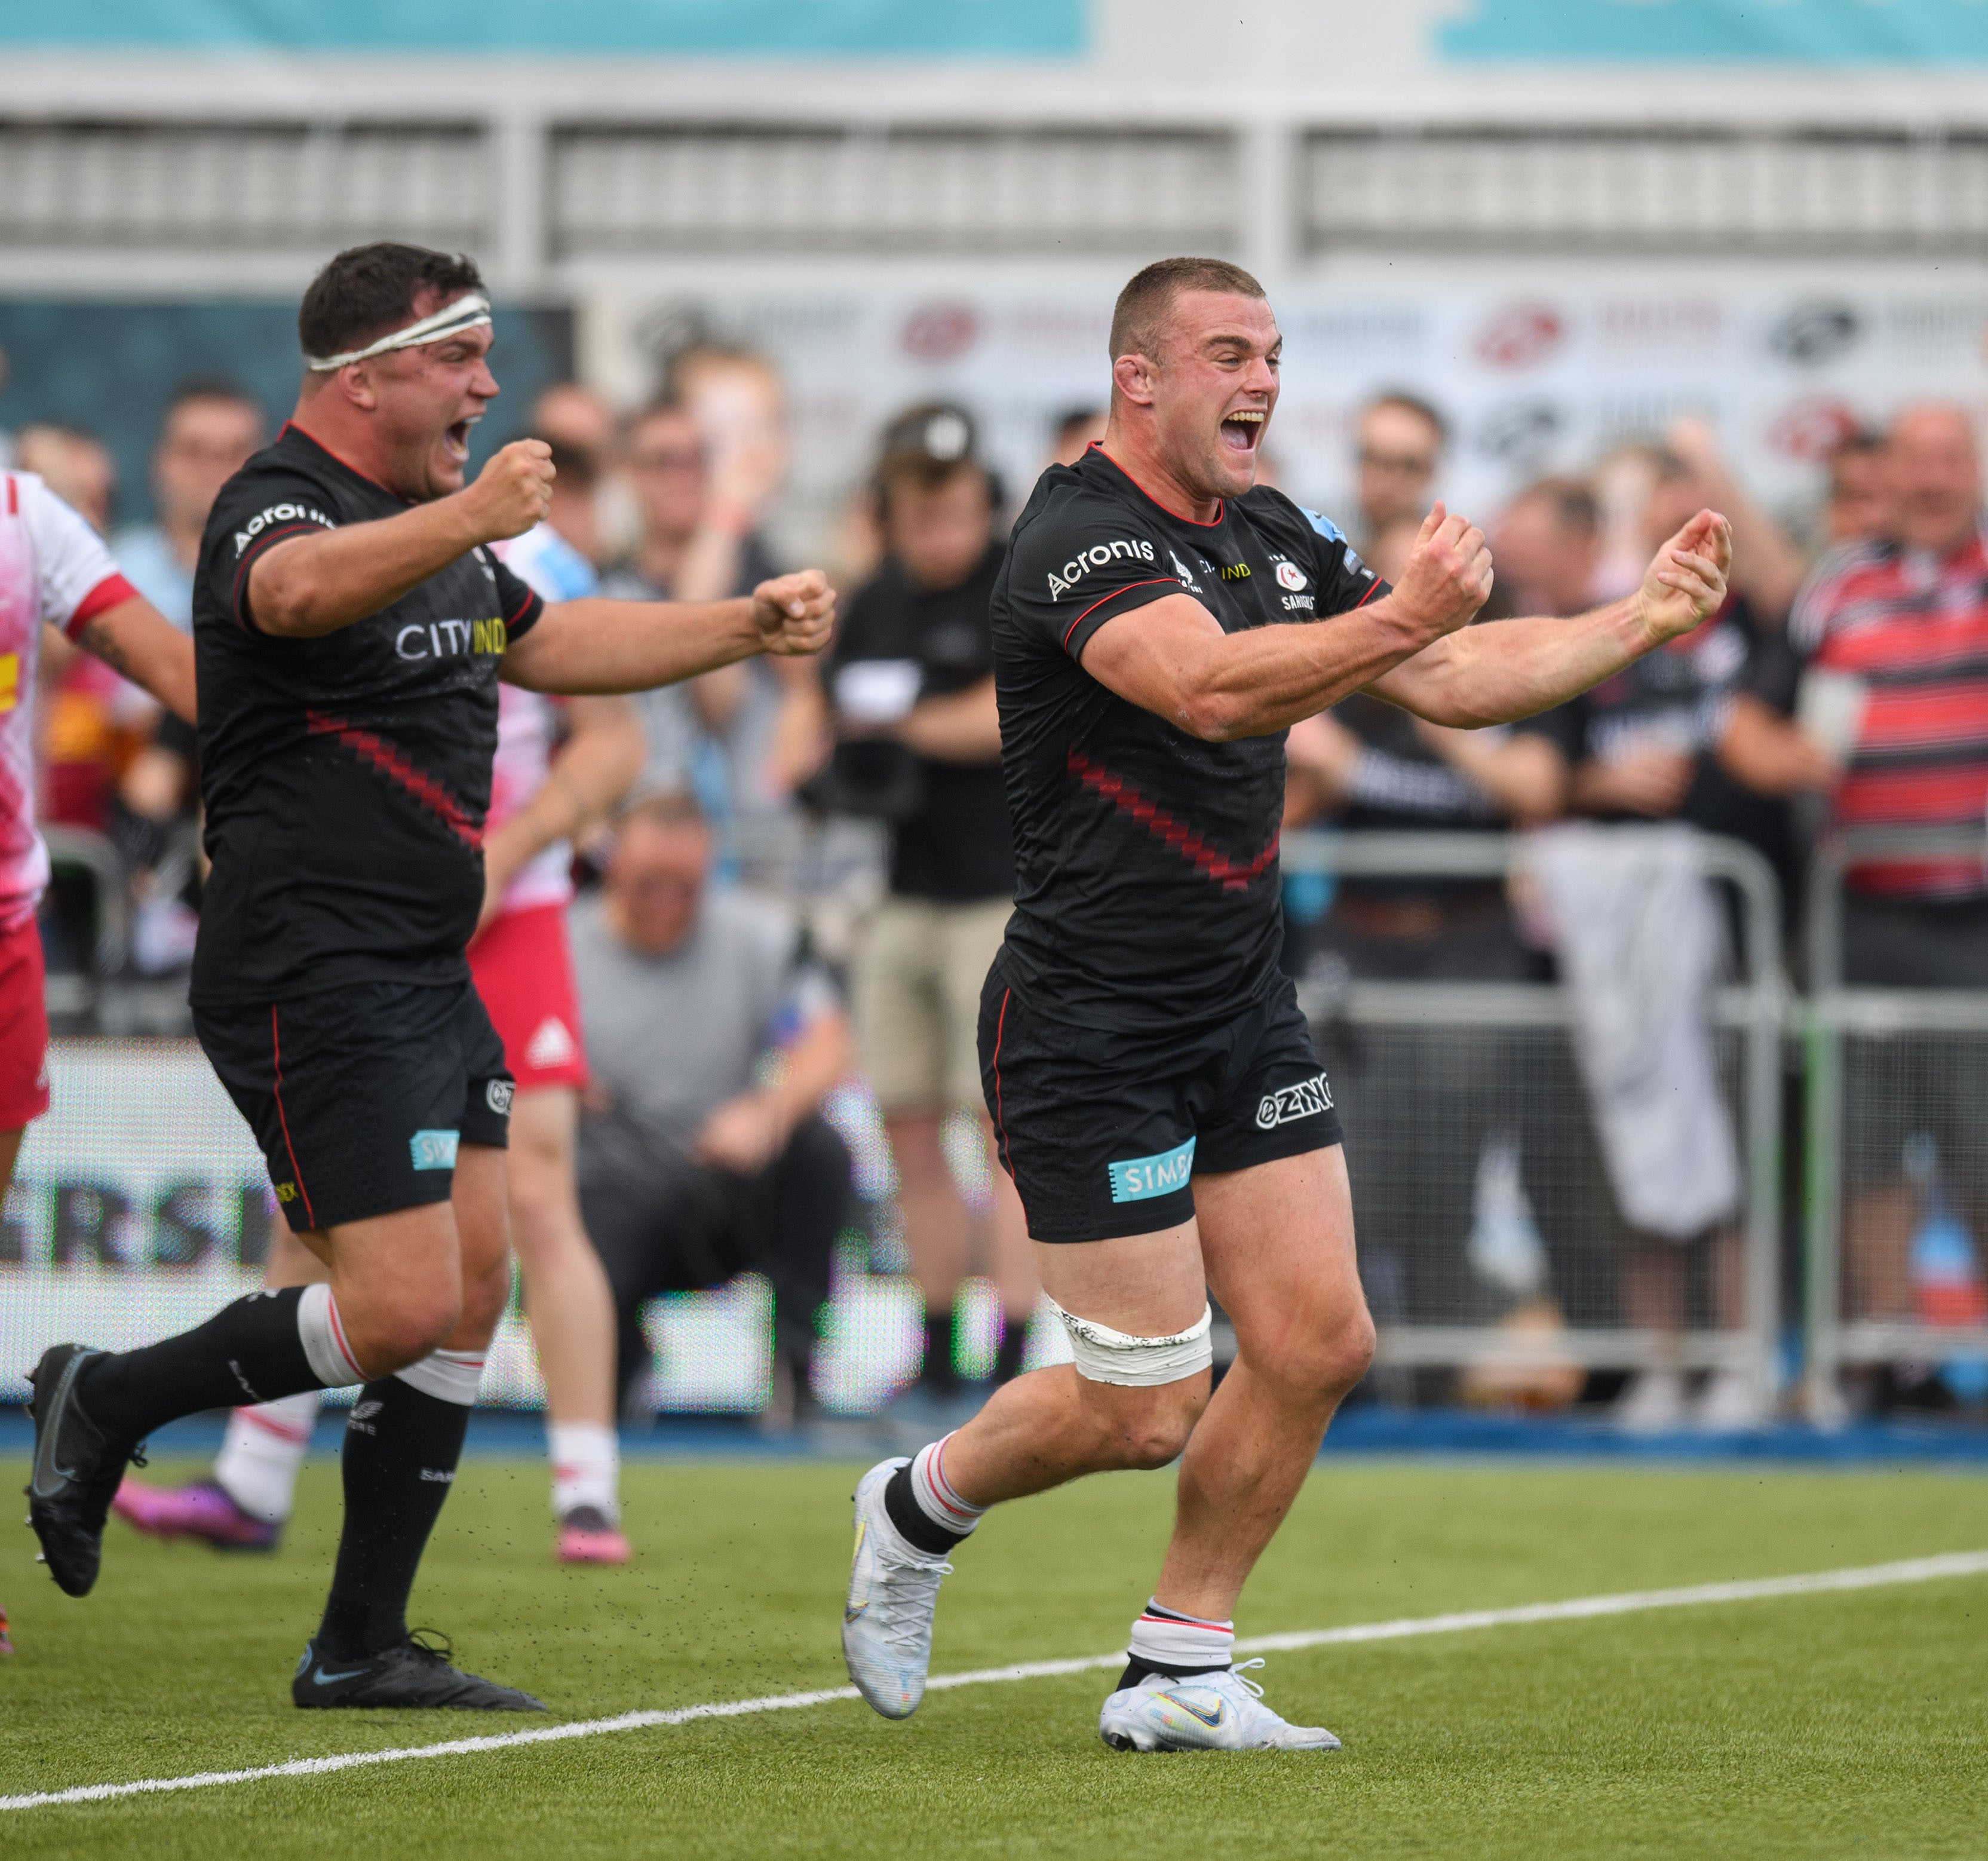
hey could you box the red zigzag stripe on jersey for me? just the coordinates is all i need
[304,710,482,848]
[1066,749,1278,892]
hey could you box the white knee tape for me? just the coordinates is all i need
[1048,1299,1213,1387]
[296,1283,366,1388]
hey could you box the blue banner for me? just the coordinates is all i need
[0,0,1086,55]
[1442,0,1988,63]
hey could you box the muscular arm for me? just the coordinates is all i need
[500,570,833,696]
[1079,508,1492,741]
[60,597,198,723]
[478,695,646,919]
[247,440,554,638]
[1369,510,1733,728]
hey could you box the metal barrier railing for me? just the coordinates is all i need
[1803,825,1988,1419]
[1283,829,1785,1402]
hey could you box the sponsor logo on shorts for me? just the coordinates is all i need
[1254,1072,1334,1131]
[1045,537,1156,601]
[1107,1135,1196,1204]
[409,1128,461,1171]
[273,1180,297,1203]
[419,1467,456,1483]
[484,1078,515,1117]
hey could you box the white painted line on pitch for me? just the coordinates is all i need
[4,1549,1984,1814]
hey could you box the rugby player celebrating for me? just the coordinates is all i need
[840,258,1731,1750]
[26,244,832,1712]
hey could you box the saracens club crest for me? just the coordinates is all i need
[1275,560,1308,592]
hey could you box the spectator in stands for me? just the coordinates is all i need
[1555,439,1814,1430]
[601,398,781,808]
[22,426,140,836]
[1353,392,1446,550]
[529,438,604,568]
[1777,402,1988,1368]
[16,425,114,536]
[530,382,632,567]
[572,790,855,1426]
[107,382,263,974]
[1282,507,1576,1388]
[1048,405,1107,468]
[1821,428,1894,547]
[808,403,1035,1421]
[112,379,264,631]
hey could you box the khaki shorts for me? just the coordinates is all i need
[852,896,1013,1114]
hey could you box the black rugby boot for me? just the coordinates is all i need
[293,1632,547,1711]
[24,1345,139,1598]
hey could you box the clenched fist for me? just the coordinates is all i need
[459,439,554,544]
[751,569,836,657]
[1635,509,1732,646]
[1391,503,1494,642]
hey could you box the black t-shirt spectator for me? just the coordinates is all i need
[1563,590,1794,888]
[1327,690,1578,904]
[823,541,1014,904]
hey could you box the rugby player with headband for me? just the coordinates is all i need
[27,243,834,1713]
[839,257,1731,1753]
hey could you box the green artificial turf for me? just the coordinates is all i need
[2,1454,1986,1858]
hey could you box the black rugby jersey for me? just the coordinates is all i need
[992,445,1385,1031]
[191,424,544,1004]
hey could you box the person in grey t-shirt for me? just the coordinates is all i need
[570,789,854,1418]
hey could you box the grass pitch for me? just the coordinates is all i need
[2,1448,1986,1859]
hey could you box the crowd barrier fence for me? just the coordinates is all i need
[1803,824,1988,1421]
[1281,829,1785,1405]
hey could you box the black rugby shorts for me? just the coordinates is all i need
[195,977,512,1233]
[977,960,1342,1244]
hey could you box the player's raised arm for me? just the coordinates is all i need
[1078,504,1490,740]
[500,569,835,696]
[247,440,554,638]
[1367,509,1732,728]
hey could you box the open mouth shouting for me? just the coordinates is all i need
[443,412,481,464]
[1220,406,1268,460]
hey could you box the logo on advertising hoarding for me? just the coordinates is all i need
[901,303,980,363]
[1767,302,1862,367]
[1766,395,1863,462]
[1475,400,1562,463]
[1475,303,1566,370]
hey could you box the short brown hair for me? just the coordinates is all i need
[299,243,484,363]
[1109,257,1267,363]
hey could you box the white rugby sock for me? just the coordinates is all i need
[907,1433,986,1540]
[1128,1599,1235,1676]
[391,1347,485,1407]
[213,1391,321,1523]
[548,1421,621,1525]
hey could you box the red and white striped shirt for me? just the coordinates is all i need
[0,472,136,925]
[1791,529,1988,899]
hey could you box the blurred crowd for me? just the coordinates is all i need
[8,330,1986,1428]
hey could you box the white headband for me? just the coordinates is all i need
[305,292,492,372]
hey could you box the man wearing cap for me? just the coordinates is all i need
[812,405,1035,1422]
[25,243,835,1711]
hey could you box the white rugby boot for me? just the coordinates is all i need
[840,1457,952,1720]
[1099,1660,1341,1752]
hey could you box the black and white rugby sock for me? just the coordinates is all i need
[1117,1599,1235,1690]
[78,1284,364,1445]
[883,1431,984,1557]
[314,1348,483,1660]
